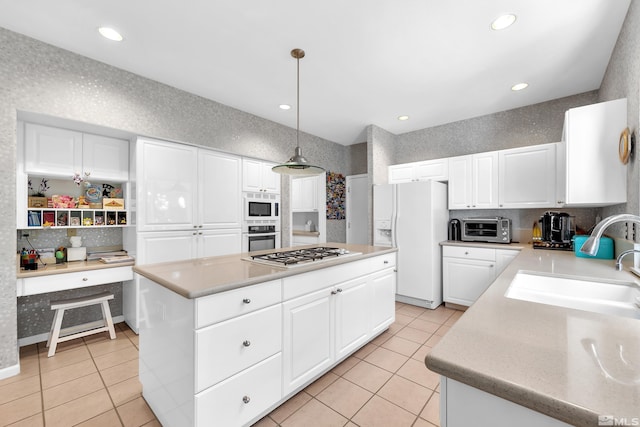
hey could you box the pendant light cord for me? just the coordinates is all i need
[296,53,300,150]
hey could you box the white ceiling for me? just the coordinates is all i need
[0,0,630,145]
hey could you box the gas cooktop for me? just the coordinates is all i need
[246,247,360,268]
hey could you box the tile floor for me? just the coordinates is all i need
[0,303,463,427]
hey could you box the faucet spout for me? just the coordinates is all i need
[580,214,640,256]
[615,249,640,271]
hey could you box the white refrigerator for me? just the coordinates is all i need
[373,180,448,309]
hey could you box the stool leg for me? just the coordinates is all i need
[101,300,116,340]
[48,308,65,357]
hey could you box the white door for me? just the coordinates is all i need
[346,174,369,244]
[82,133,130,181]
[499,144,556,208]
[443,258,495,306]
[24,123,82,176]
[370,269,396,335]
[199,229,242,258]
[242,159,263,192]
[472,152,499,209]
[261,161,281,194]
[388,164,415,184]
[334,277,370,360]
[137,231,196,264]
[199,150,242,229]
[448,156,472,209]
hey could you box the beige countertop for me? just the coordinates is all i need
[17,257,134,278]
[292,230,321,237]
[133,243,397,299]
[440,240,525,250]
[426,245,640,426]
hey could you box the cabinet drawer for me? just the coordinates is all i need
[195,304,282,392]
[18,266,133,296]
[196,353,282,427]
[195,279,281,328]
[442,246,495,261]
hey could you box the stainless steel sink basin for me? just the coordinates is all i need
[505,271,640,319]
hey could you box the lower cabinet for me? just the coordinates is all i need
[139,252,397,427]
[442,245,519,306]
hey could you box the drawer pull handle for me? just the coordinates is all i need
[243,340,251,347]
[331,290,338,295]
[82,277,88,281]
[243,395,251,404]
[243,298,251,304]
[337,288,342,293]
[383,260,389,264]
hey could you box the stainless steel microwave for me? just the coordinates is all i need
[461,217,511,243]
[244,193,280,221]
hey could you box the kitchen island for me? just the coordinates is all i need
[133,243,397,427]
[426,245,640,427]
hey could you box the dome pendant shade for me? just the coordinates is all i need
[273,48,325,176]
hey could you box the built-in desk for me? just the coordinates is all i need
[16,258,134,296]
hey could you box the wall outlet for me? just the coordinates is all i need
[18,230,29,239]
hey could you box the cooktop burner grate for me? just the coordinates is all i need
[250,247,353,266]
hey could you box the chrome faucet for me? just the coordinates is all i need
[581,214,640,269]
[615,249,640,271]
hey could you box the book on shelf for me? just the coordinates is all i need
[99,255,135,264]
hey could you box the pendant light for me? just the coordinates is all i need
[272,48,325,175]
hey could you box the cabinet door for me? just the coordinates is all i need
[137,138,198,231]
[495,249,519,276]
[388,163,415,184]
[292,176,318,212]
[261,161,280,194]
[472,152,499,209]
[291,178,303,211]
[370,269,396,336]
[443,257,495,306]
[82,133,129,182]
[499,144,555,208]
[242,159,263,192]
[335,278,370,360]
[448,156,472,209]
[137,231,197,264]
[24,123,82,176]
[199,150,242,229]
[198,229,241,258]
[282,288,334,395]
[414,158,449,182]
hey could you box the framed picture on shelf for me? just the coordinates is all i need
[95,215,104,226]
[70,217,81,226]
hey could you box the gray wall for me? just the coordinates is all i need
[0,28,351,369]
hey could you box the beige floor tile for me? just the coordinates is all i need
[397,305,427,318]
[39,345,91,373]
[44,388,113,427]
[381,336,421,357]
[0,392,41,426]
[141,420,161,427]
[396,359,439,390]
[268,391,312,424]
[94,346,139,371]
[377,375,433,415]
[370,331,392,346]
[99,359,138,387]
[6,412,44,427]
[418,307,455,324]
[331,355,359,376]
[352,343,378,360]
[408,318,441,334]
[395,327,432,344]
[394,301,407,309]
[280,398,347,427]
[75,409,123,426]
[420,392,440,426]
[425,334,442,347]
[387,322,405,335]
[38,338,85,355]
[43,372,104,410]
[304,371,339,396]
[87,335,134,358]
[352,395,416,427]
[413,417,438,427]
[41,359,97,390]
[364,347,408,373]
[394,313,415,326]
[434,325,451,337]
[123,330,139,347]
[252,416,278,427]
[411,345,433,362]
[316,377,372,419]
[107,376,143,406]
[116,396,155,427]
[444,310,464,326]
[0,375,40,406]
[342,361,392,393]
[19,344,38,358]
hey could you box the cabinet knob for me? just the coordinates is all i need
[466,205,470,208]
[331,290,337,295]
[557,200,564,204]
[464,251,469,255]
[383,260,389,264]
[336,288,342,293]
[193,232,197,235]
[394,269,398,272]
[243,298,251,304]
[489,264,494,268]
[242,396,251,404]
[499,204,503,207]
[243,340,251,347]
[193,225,197,228]
[82,277,88,281]
[199,225,203,228]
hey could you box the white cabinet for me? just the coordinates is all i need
[198,150,243,229]
[242,159,280,194]
[24,123,129,181]
[499,144,556,208]
[442,245,518,306]
[369,268,396,336]
[388,158,449,184]
[292,176,318,211]
[557,98,627,207]
[448,152,499,210]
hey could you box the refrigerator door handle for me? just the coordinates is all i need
[392,186,398,247]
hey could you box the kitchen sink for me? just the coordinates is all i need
[504,271,640,319]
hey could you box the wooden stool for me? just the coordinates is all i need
[47,291,116,357]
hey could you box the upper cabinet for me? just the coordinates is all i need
[388,158,448,184]
[25,123,129,182]
[498,143,556,208]
[242,159,280,194]
[448,152,498,210]
[292,176,319,212]
[557,98,627,207]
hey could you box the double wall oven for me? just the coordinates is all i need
[242,192,281,252]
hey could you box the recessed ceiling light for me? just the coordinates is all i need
[491,14,517,30]
[279,104,291,110]
[511,82,529,91]
[98,27,123,42]
[398,115,409,121]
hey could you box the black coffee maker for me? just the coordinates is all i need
[538,211,575,249]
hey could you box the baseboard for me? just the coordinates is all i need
[395,294,442,309]
[18,315,124,347]
[0,361,20,381]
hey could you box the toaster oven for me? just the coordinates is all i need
[461,217,511,243]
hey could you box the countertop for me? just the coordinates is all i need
[426,245,640,426]
[440,240,525,250]
[133,243,397,299]
[17,257,134,278]
[292,230,320,237]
